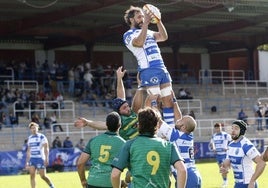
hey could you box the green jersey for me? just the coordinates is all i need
[112,134,183,188]
[85,131,125,187]
[120,110,139,140]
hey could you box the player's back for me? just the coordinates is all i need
[87,132,125,187]
[128,135,173,188]
[120,111,139,140]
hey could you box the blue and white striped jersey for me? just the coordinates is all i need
[227,137,260,184]
[123,28,165,71]
[210,131,232,155]
[158,122,195,166]
[27,133,48,160]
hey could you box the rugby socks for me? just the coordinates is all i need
[162,107,175,126]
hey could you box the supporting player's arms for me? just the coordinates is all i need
[74,117,107,130]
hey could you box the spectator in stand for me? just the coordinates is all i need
[55,62,65,95]
[50,112,57,124]
[68,66,75,97]
[36,88,46,101]
[264,103,268,130]
[43,115,51,129]
[180,61,188,80]
[52,136,62,148]
[85,61,91,70]
[5,89,17,104]
[41,60,51,94]
[50,112,63,132]
[2,112,11,127]
[83,69,94,92]
[56,92,64,109]
[74,66,83,97]
[31,113,41,129]
[49,62,57,95]
[102,65,115,93]
[189,110,196,120]
[51,92,64,110]
[28,91,37,117]
[13,88,20,101]
[9,112,18,125]
[237,108,248,123]
[253,101,263,131]
[35,60,42,82]
[20,90,29,106]
[76,138,85,151]
[177,88,193,100]
[22,138,28,152]
[63,136,73,148]
[81,89,99,107]
[15,98,24,117]
[18,60,27,80]
[52,154,64,172]
[95,64,105,87]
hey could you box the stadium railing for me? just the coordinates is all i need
[199,69,245,84]
[223,80,268,95]
[177,99,202,115]
[13,100,75,120]
[4,80,39,93]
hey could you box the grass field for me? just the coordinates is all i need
[0,161,268,188]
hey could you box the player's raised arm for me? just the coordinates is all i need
[172,91,182,122]
[74,117,107,130]
[116,66,126,100]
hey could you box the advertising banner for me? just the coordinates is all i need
[0,148,82,175]
[0,139,264,175]
[194,139,264,159]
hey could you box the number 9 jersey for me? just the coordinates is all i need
[111,135,183,188]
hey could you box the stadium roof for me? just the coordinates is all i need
[1,0,268,52]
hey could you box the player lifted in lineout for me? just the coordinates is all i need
[123,4,177,126]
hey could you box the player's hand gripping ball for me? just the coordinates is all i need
[143,4,161,24]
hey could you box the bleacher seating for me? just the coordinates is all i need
[1,83,268,151]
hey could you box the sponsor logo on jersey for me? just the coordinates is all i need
[150,77,159,84]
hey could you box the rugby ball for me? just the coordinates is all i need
[143,4,161,24]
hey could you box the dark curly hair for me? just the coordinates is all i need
[138,107,161,135]
[124,6,142,26]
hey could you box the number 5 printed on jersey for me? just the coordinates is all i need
[99,145,112,163]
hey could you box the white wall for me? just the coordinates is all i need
[200,53,211,84]
[258,51,268,82]
[35,50,55,67]
[35,50,46,65]
[201,53,210,70]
